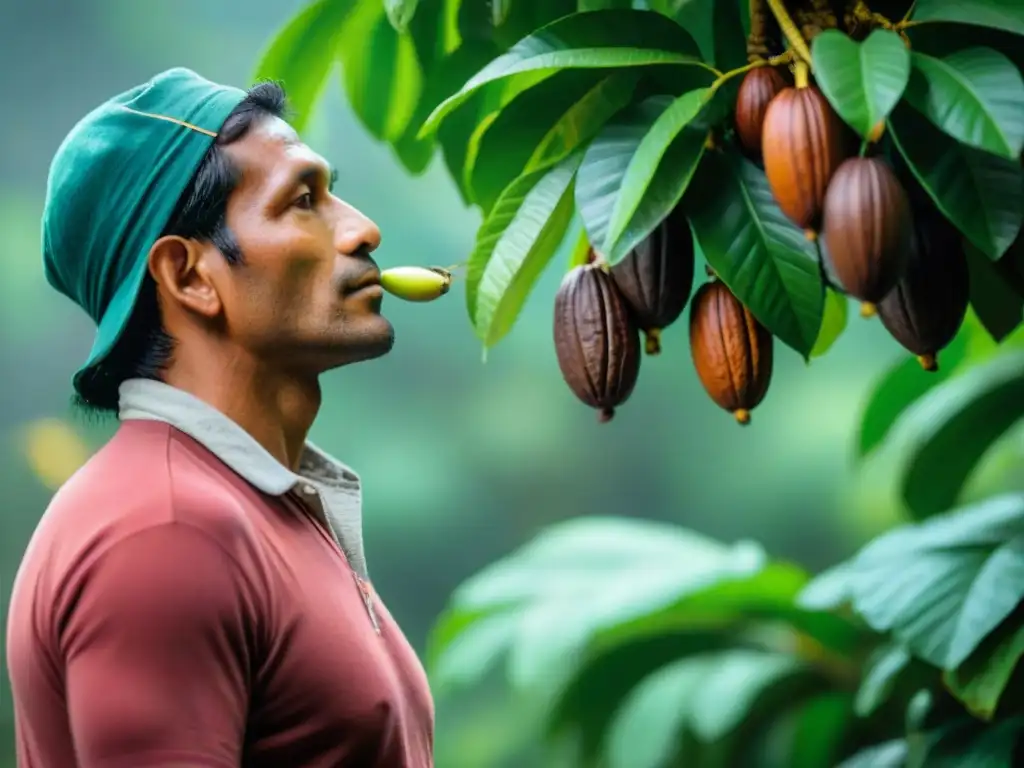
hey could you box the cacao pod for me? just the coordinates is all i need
[877,203,970,371]
[609,207,695,355]
[761,85,845,234]
[689,279,773,425]
[735,66,788,157]
[553,264,641,422]
[822,156,911,309]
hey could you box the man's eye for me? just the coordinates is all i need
[294,192,314,210]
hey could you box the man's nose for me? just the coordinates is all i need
[333,202,382,257]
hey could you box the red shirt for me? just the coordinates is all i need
[7,416,434,767]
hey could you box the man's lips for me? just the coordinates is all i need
[346,270,382,296]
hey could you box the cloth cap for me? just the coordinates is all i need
[41,67,247,397]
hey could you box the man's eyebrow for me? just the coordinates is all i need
[282,163,338,194]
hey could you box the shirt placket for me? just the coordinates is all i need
[295,482,381,636]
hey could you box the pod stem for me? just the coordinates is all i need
[767,0,813,68]
[793,59,810,89]
[644,329,663,356]
[598,407,615,423]
[734,408,752,426]
[859,301,877,319]
[917,353,938,372]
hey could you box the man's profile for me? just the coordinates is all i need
[5,67,434,767]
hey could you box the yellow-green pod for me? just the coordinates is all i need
[379,266,452,302]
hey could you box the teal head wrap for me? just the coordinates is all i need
[41,67,247,397]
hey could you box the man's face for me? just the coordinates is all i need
[206,115,393,372]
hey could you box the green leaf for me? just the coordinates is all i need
[854,323,970,459]
[805,494,1024,669]
[575,97,673,252]
[810,288,849,358]
[904,48,1024,159]
[428,608,521,693]
[855,645,913,717]
[420,9,709,134]
[466,70,637,214]
[811,29,911,138]
[603,88,710,261]
[910,0,1024,37]
[836,739,909,768]
[686,148,825,358]
[944,605,1024,719]
[252,0,355,134]
[966,241,1024,343]
[606,651,826,768]
[912,715,1024,766]
[888,350,1024,518]
[888,100,1024,260]
[711,0,748,72]
[384,0,419,32]
[465,153,582,347]
[338,0,422,143]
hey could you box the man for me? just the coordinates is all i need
[6,67,434,767]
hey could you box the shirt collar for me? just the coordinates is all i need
[116,378,360,496]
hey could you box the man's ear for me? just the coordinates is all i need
[148,235,223,319]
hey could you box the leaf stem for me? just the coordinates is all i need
[766,0,813,67]
[794,59,809,89]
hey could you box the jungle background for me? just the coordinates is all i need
[2,1,1023,766]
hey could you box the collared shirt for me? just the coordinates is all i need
[7,378,435,768]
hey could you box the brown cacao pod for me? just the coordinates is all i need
[761,85,845,233]
[689,279,773,425]
[735,66,788,157]
[609,207,695,355]
[822,156,911,308]
[877,203,970,372]
[553,264,641,422]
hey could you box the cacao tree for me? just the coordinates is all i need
[256,0,1024,764]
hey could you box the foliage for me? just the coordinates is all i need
[256,0,1024,764]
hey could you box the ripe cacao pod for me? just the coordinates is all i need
[553,264,641,422]
[877,204,970,371]
[822,156,911,309]
[689,279,773,425]
[609,207,695,355]
[735,66,788,157]
[761,85,845,234]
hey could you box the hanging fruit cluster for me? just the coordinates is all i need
[551,0,978,425]
[552,207,775,425]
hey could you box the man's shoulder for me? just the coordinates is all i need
[38,419,264,564]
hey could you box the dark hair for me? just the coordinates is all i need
[73,81,289,415]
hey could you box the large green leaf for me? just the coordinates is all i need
[966,241,1024,343]
[465,153,582,347]
[603,88,710,262]
[887,349,1024,518]
[854,645,913,717]
[910,0,1024,37]
[888,101,1024,260]
[466,70,637,213]
[836,740,909,768]
[420,9,709,134]
[904,48,1024,160]
[800,494,1024,670]
[910,716,1024,766]
[252,0,355,134]
[943,604,1024,719]
[575,97,673,252]
[855,323,970,459]
[606,651,827,768]
[650,0,749,70]
[810,288,849,358]
[384,0,420,32]
[338,0,422,143]
[811,29,911,138]
[686,149,825,358]
[431,517,850,699]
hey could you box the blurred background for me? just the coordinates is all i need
[3,1,1022,766]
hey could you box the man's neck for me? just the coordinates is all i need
[162,354,321,472]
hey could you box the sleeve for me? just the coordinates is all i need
[60,522,261,768]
